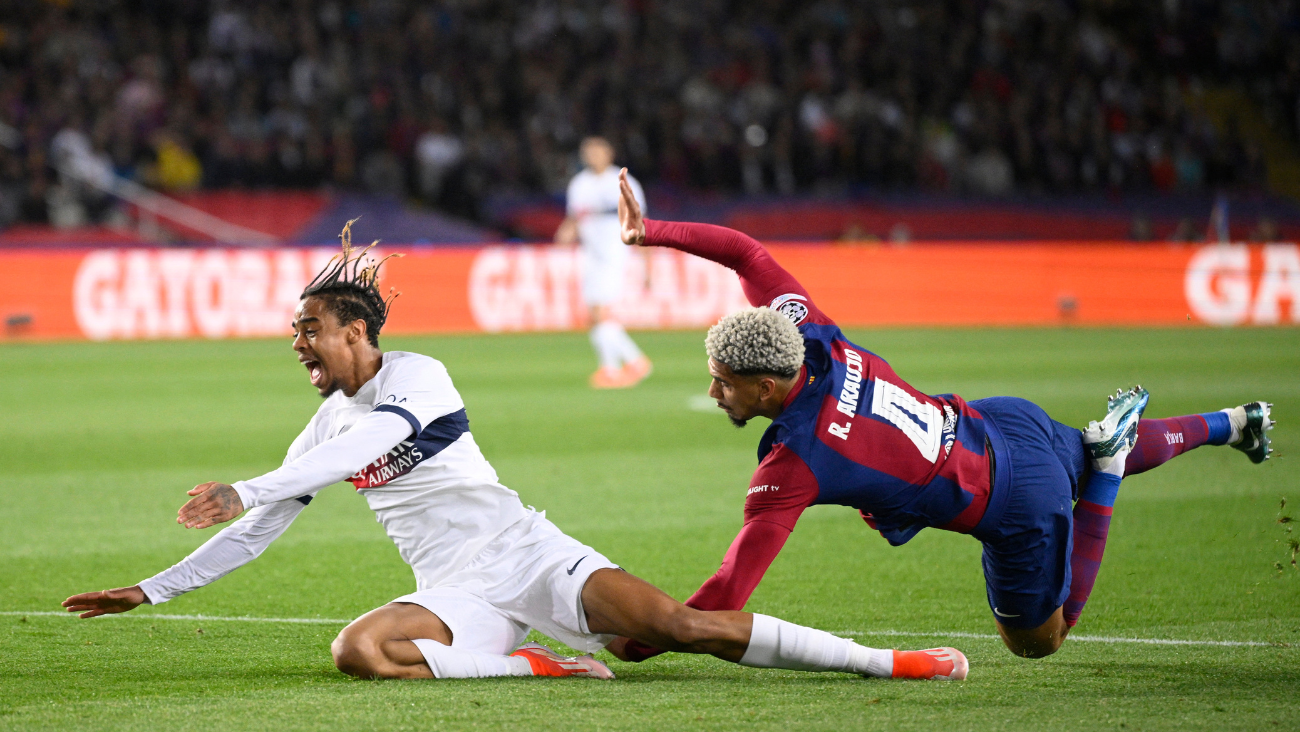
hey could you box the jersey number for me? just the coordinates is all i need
[871,379,942,463]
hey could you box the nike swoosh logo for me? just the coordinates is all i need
[993,607,1021,618]
[566,556,587,575]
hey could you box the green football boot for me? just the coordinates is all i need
[1229,401,1274,464]
[1083,386,1150,470]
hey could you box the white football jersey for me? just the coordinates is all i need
[294,351,528,589]
[138,351,530,603]
[566,167,645,251]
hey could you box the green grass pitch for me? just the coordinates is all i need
[2,327,1298,731]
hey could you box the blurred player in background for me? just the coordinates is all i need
[63,224,968,683]
[554,137,652,389]
[614,169,1275,661]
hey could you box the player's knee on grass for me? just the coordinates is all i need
[996,610,1067,659]
[332,625,389,678]
[331,603,453,679]
[999,633,1063,659]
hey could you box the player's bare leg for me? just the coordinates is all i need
[589,304,652,389]
[582,569,967,679]
[332,603,612,680]
[582,568,752,660]
[331,603,452,679]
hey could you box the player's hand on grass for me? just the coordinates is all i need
[604,636,632,661]
[604,636,663,662]
[177,481,244,529]
[62,585,146,618]
[617,168,645,246]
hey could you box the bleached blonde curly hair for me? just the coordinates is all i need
[705,307,805,378]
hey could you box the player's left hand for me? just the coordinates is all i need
[604,636,632,662]
[617,168,646,246]
[62,585,146,618]
[177,482,244,529]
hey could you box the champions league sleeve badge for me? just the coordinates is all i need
[769,293,810,325]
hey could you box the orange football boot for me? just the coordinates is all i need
[890,647,968,680]
[621,356,653,386]
[589,366,634,389]
[509,642,615,679]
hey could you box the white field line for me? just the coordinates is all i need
[2,610,350,625]
[834,629,1276,648]
[2,611,1281,647]
[687,394,725,413]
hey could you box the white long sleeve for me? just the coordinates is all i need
[231,409,414,510]
[137,498,309,604]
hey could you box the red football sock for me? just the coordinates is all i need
[1063,498,1112,627]
[1124,416,1210,476]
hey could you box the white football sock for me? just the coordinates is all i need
[1220,406,1246,445]
[410,639,532,679]
[609,322,644,364]
[589,322,621,371]
[738,614,893,677]
[1083,420,1130,476]
[1094,450,1128,477]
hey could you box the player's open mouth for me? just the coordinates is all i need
[303,360,324,387]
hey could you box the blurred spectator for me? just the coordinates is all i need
[1130,214,1154,242]
[1250,217,1282,242]
[0,0,1295,227]
[149,130,203,192]
[361,151,405,198]
[415,118,464,203]
[1169,217,1204,242]
[965,146,1014,197]
[49,113,114,221]
[838,222,875,244]
[0,147,24,227]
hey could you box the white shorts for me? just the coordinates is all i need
[580,239,629,306]
[391,511,619,654]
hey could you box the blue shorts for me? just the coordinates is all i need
[968,397,1088,630]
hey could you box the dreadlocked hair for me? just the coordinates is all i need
[301,218,403,347]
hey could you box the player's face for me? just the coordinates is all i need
[291,297,353,398]
[581,139,614,172]
[707,358,764,428]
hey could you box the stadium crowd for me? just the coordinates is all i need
[0,0,1295,227]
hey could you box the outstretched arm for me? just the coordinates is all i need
[175,409,414,528]
[63,497,311,616]
[619,519,794,662]
[683,520,794,611]
[180,355,462,528]
[229,408,413,510]
[141,498,312,604]
[616,444,815,661]
[617,168,829,323]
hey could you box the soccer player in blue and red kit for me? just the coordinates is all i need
[608,170,1275,662]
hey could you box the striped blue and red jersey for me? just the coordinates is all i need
[754,317,993,546]
[635,219,996,625]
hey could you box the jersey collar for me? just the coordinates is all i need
[782,364,810,409]
[758,365,815,462]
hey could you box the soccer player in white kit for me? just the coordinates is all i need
[554,137,653,389]
[62,232,968,682]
